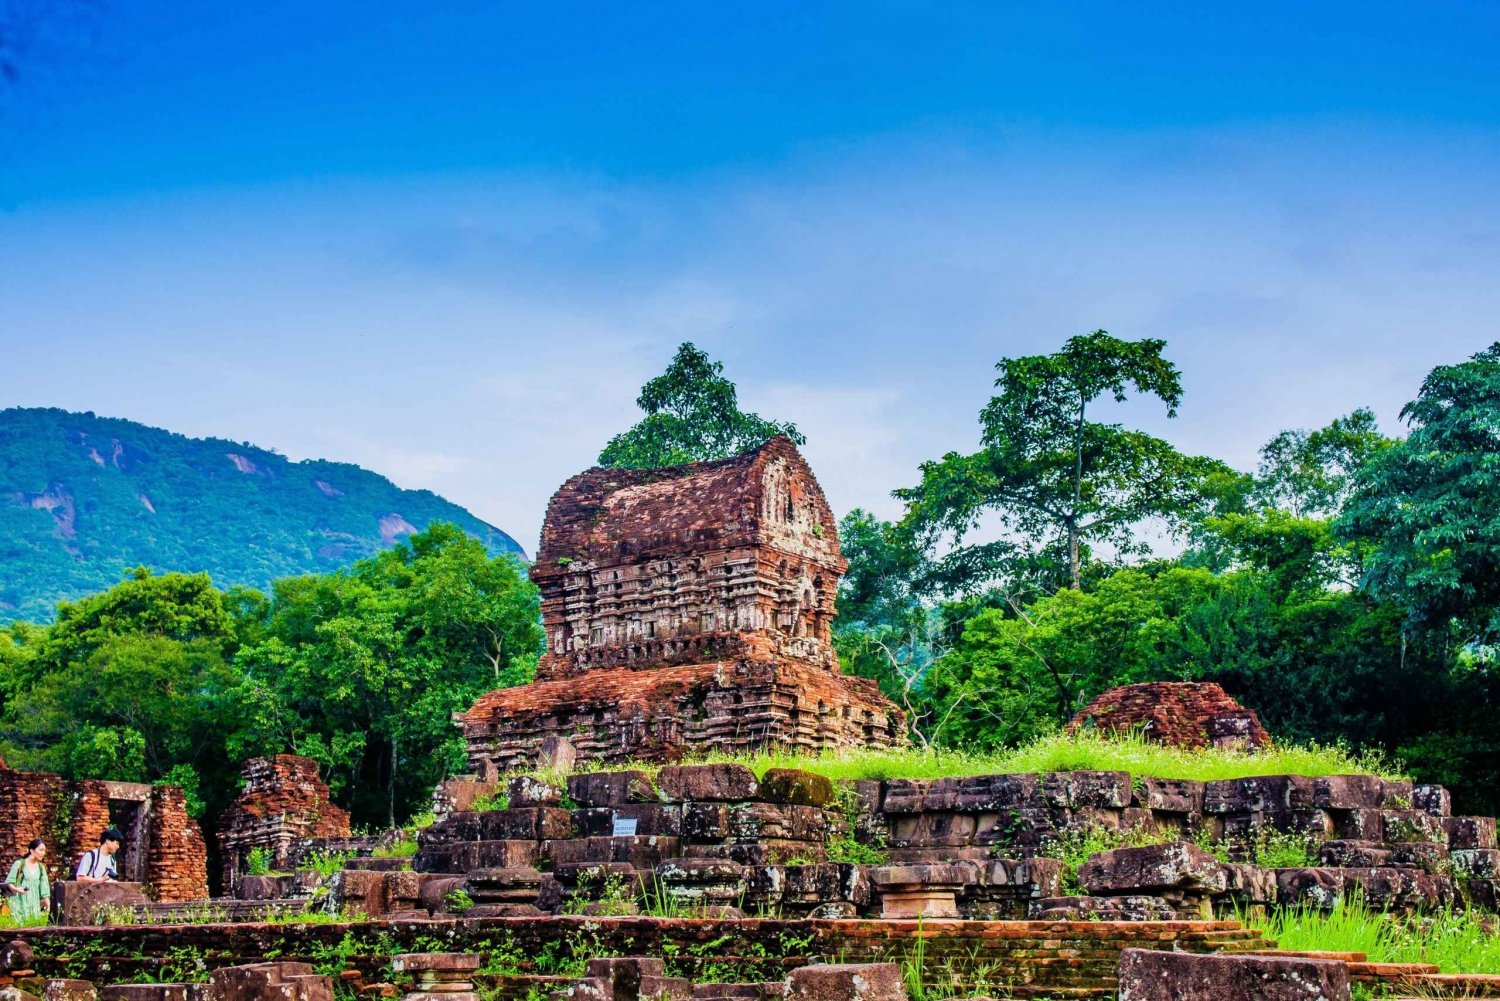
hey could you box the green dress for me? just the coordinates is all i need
[5,857,50,923]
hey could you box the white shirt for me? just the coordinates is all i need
[75,848,117,880]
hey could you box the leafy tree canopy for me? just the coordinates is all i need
[1339,342,1500,663]
[598,343,805,469]
[897,331,1228,593]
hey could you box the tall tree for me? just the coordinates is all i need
[1339,342,1500,664]
[599,342,804,469]
[1257,408,1394,517]
[232,524,543,826]
[898,331,1227,592]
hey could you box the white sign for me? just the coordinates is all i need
[612,816,639,837]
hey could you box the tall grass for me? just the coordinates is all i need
[1244,897,1500,974]
[691,730,1403,783]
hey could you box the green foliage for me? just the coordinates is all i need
[0,407,523,623]
[598,342,804,469]
[897,330,1229,593]
[1244,896,1500,973]
[229,523,543,825]
[244,846,273,877]
[825,784,889,865]
[443,887,474,914]
[303,850,354,879]
[686,729,1401,784]
[470,791,510,812]
[371,838,418,859]
[157,763,207,819]
[1340,342,1500,664]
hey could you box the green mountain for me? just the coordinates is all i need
[0,408,526,622]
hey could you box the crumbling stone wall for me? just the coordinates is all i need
[0,766,206,900]
[1067,682,1271,749]
[217,756,351,892]
[462,438,904,769]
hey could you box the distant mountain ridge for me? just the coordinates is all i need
[0,408,525,622]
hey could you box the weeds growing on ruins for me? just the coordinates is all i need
[1244,896,1500,974]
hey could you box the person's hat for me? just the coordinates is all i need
[100,828,125,844]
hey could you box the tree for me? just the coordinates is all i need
[897,331,1228,592]
[0,570,247,813]
[1257,408,1394,517]
[233,524,543,826]
[599,343,805,469]
[1339,342,1500,664]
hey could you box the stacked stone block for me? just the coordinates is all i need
[217,756,352,892]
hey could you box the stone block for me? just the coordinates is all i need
[568,772,657,808]
[785,964,906,1001]
[1380,779,1415,808]
[611,804,684,837]
[636,978,692,1001]
[1446,816,1498,850]
[729,803,828,841]
[684,803,730,840]
[1381,811,1446,844]
[43,982,97,1001]
[1078,843,1228,895]
[1218,863,1277,905]
[1,940,34,972]
[1136,778,1204,815]
[1203,776,1315,814]
[101,989,190,1001]
[1452,848,1500,878]
[1117,949,1349,1001]
[888,812,977,848]
[206,962,331,1001]
[1313,775,1385,810]
[441,840,540,872]
[656,765,758,802]
[584,957,665,1001]
[1460,878,1500,911]
[682,841,825,865]
[1331,809,1383,842]
[550,978,609,1001]
[1030,895,1177,920]
[970,808,1054,848]
[508,775,565,808]
[953,774,1044,812]
[1275,867,1345,909]
[54,880,150,925]
[878,779,927,815]
[1413,784,1452,817]
[1040,771,1131,810]
[479,808,574,841]
[536,736,577,774]
[759,769,836,807]
[391,955,481,974]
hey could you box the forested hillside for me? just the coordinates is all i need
[0,408,524,622]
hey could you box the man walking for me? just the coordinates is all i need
[75,828,123,883]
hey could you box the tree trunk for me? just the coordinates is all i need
[387,736,398,830]
[1070,398,1086,589]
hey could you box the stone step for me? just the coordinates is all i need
[1348,961,1442,980]
[1403,974,1500,998]
[1244,949,1367,962]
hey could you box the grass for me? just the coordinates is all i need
[523,730,1402,785]
[1243,896,1500,974]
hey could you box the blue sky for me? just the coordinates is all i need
[2,2,1498,549]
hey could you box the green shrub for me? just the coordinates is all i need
[245,846,274,876]
[372,838,418,859]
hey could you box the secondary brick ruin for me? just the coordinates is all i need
[462,437,903,770]
[0,765,207,902]
[1067,682,1271,750]
[217,756,351,892]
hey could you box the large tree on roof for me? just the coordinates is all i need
[599,342,805,469]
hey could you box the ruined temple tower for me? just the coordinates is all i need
[461,436,904,770]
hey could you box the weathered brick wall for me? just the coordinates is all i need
[147,785,209,902]
[218,756,351,891]
[0,768,70,881]
[66,781,117,880]
[1067,682,1270,749]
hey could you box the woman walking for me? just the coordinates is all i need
[5,839,51,924]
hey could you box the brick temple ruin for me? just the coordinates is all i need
[218,755,351,894]
[461,437,903,770]
[0,760,207,902]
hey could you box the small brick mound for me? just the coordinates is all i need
[1067,682,1271,749]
